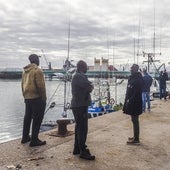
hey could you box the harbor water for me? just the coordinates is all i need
[0,78,127,144]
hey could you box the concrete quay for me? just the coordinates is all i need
[0,99,170,170]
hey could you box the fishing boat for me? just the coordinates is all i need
[141,52,169,99]
[88,99,115,118]
[88,79,124,118]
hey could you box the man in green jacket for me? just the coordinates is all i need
[21,54,47,147]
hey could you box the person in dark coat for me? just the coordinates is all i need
[142,68,153,112]
[159,69,168,100]
[123,64,143,145]
[71,60,95,160]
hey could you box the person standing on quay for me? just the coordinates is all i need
[21,54,47,147]
[123,64,143,145]
[142,68,153,112]
[159,69,168,100]
[71,60,95,160]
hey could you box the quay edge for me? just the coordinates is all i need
[0,99,170,170]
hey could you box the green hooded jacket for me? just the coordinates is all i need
[21,63,46,101]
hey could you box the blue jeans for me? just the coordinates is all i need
[142,92,150,111]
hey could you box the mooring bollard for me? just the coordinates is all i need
[56,118,71,136]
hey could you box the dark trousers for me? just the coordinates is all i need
[72,106,88,152]
[22,98,46,141]
[131,115,139,141]
[160,84,166,99]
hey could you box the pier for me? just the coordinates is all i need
[0,99,170,169]
[1,68,169,80]
[0,68,131,79]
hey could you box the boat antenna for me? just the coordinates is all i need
[66,2,71,61]
[134,38,136,63]
[136,5,143,65]
[137,15,141,64]
[153,0,156,59]
[112,34,116,72]
[67,15,71,61]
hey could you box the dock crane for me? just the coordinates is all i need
[41,49,52,70]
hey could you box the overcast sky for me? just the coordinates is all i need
[0,0,170,69]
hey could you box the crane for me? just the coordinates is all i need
[41,49,52,70]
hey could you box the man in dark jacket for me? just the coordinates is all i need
[123,64,143,145]
[159,69,168,100]
[142,68,153,112]
[71,60,95,160]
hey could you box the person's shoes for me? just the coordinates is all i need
[73,148,80,155]
[128,137,134,141]
[73,144,87,155]
[29,139,46,147]
[127,139,140,145]
[21,136,31,144]
[79,149,95,160]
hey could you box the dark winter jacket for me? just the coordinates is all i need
[142,73,153,92]
[123,72,143,115]
[159,72,168,87]
[71,71,93,108]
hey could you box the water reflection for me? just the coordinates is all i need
[0,78,127,143]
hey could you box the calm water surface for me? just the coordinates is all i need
[0,78,126,143]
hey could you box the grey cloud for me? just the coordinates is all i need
[0,0,170,68]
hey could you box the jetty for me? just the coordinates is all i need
[1,57,170,79]
[0,99,170,170]
[0,67,130,79]
[1,68,169,80]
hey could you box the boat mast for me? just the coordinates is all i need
[136,6,142,65]
[143,0,161,73]
[62,3,71,117]
[113,36,117,104]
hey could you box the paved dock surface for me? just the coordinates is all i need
[0,99,170,170]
